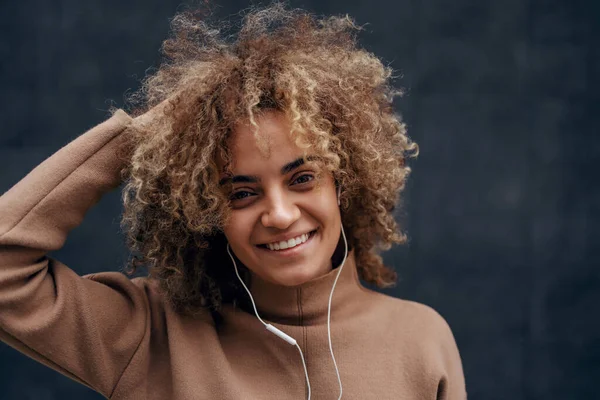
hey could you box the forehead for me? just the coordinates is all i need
[224,111,304,173]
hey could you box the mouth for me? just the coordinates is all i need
[256,229,318,253]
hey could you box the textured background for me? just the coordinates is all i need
[1,0,599,399]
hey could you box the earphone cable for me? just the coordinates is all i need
[227,243,312,400]
[227,224,348,400]
[328,224,348,400]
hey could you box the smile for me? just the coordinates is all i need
[259,230,317,252]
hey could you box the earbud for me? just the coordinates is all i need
[336,186,341,206]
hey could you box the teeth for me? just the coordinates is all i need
[266,233,310,251]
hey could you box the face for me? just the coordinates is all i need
[219,110,341,287]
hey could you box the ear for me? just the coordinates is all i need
[336,186,341,206]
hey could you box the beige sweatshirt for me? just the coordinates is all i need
[0,111,467,399]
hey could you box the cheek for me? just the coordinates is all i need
[306,188,340,228]
[222,210,256,250]
[316,183,340,214]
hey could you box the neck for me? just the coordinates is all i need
[246,251,364,326]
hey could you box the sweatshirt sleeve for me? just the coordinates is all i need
[436,313,467,400]
[0,110,148,398]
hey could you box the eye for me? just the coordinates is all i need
[230,190,255,201]
[291,174,314,185]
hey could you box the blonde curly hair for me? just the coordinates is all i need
[119,3,418,316]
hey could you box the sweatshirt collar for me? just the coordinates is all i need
[247,251,365,326]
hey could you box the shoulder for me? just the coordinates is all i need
[355,289,467,398]
[129,275,214,321]
[83,271,163,312]
[381,296,465,383]
[371,291,448,324]
[129,275,169,313]
[370,292,458,347]
[376,294,466,395]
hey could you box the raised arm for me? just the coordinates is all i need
[0,110,149,397]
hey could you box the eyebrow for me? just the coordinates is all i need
[218,156,312,186]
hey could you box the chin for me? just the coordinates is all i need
[264,263,327,287]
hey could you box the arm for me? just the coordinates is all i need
[0,110,148,397]
[435,314,467,400]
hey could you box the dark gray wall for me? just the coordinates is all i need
[1,0,598,399]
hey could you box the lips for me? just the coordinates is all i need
[257,230,317,251]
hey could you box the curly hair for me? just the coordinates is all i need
[119,2,418,316]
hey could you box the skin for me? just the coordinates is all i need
[219,110,342,287]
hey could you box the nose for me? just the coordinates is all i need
[261,191,301,230]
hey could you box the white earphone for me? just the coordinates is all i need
[226,186,347,400]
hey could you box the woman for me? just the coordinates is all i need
[0,3,466,399]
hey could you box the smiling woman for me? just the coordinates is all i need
[220,111,342,288]
[0,2,466,400]
[121,3,418,316]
